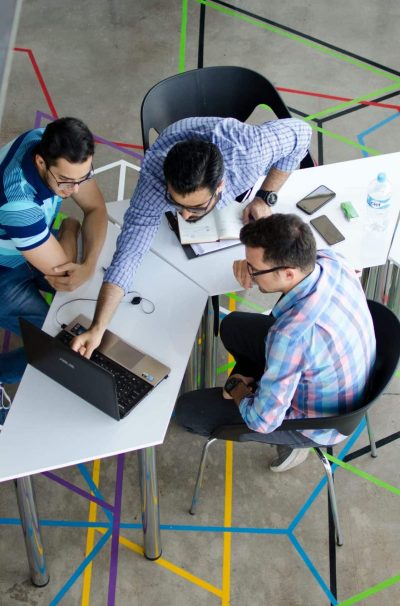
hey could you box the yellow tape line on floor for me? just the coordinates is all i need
[95,528,223,598]
[222,441,233,605]
[221,295,236,605]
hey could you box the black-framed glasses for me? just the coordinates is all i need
[247,262,293,278]
[47,164,94,191]
[165,187,219,215]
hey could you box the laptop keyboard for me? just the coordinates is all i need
[57,330,153,416]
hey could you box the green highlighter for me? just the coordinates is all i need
[340,201,359,221]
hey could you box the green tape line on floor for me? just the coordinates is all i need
[337,573,400,606]
[261,103,381,155]
[179,0,188,72]
[308,123,380,155]
[217,361,235,375]
[305,83,400,121]
[193,0,400,85]
[225,293,266,312]
[324,452,400,496]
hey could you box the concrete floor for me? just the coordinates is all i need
[1,1,400,604]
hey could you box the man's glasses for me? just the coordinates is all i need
[247,262,293,278]
[165,187,219,215]
[47,164,94,191]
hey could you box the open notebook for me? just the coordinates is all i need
[177,201,244,245]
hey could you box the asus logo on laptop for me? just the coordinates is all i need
[59,357,75,369]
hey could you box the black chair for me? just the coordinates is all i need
[188,300,400,547]
[140,65,314,167]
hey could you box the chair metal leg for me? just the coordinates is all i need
[15,476,49,587]
[314,448,344,546]
[365,412,378,458]
[182,323,202,393]
[190,438,217,515]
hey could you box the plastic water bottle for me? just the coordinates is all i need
[366,173,392,231]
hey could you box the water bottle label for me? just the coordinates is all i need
[367,195,390,210]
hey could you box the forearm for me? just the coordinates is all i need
[81,206,108,272]
[57,218,81,263]
[91,282,124,333]
[260,167,291,192]
[231,382,253,407]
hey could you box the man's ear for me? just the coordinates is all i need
[34,153,46,170]
[284,268,296,282]
[217,179,225,193]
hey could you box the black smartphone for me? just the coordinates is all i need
[296,185,336,215]
[310,215,345,246]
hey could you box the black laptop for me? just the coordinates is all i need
[20,315,170,421]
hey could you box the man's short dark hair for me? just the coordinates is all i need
[163,139,224,195]
[36,117,95,167]
[240,213,317,272]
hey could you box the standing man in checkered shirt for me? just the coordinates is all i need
[71,117,312,357]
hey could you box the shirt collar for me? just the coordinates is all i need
[24,153,57,198]
[272,263,321,319]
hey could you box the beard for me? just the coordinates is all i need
[181,192,221,222]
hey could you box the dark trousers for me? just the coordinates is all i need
[175,312,318,447]
[220,311,275,379]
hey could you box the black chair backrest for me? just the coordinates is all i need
[140,66,314,168]
[212,300,400,443]
[366,300,400,401]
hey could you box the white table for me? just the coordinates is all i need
[386,215,400,316]
[107,201,243,296]
[0,222,207,579]
[276,152,400,271]
[107,151,400,387]
[108,151,400,283]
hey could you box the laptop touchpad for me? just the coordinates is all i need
[106,342,144,370]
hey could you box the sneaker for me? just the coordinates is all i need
[269,445,309,472]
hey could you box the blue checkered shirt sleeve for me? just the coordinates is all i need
[104,172,168,293]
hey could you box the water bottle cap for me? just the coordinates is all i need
[377,173,386,182]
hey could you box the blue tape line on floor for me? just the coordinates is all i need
[290,533,338,605]
[49,529,112,605]
[77,463,113,522]
[357,112,400,156]
[0,518,289,534]
[288,418,366,532]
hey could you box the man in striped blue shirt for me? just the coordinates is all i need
[71,117,312,358]
[175,214,376,472]
[0,117,107,383]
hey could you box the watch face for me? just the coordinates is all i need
[224,376,241,394]
[256,190,278,206]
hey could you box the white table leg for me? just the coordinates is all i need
[137,447,161,560]
[15,476,49,587]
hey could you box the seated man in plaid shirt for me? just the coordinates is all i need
[175,214,376,472]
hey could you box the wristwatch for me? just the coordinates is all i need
[255,189,278,207]
[224,376,244,395]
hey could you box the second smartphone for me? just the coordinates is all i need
[310,215,345,246]
[296,185,336,215]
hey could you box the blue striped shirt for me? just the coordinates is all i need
[239,251,376,445]
[0,129,62,270]
[105,117,312,292]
